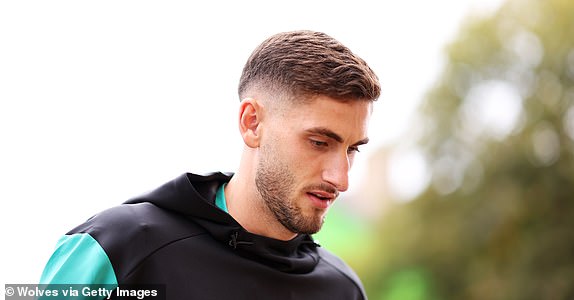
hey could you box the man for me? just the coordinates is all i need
[40,30,380,299]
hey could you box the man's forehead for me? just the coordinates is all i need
[266,94,372,136]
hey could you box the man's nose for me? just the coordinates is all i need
[322,153,350,192]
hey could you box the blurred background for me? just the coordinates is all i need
[2,0,573,299]
[316,0,574,299]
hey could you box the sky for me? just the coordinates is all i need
[0,0,504,286]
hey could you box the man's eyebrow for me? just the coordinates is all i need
[305,127,370,146]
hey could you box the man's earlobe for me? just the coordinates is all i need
[238,98,262,148]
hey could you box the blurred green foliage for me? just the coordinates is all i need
[357,0,574,299]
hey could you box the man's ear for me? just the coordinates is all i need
[238,98,264,148]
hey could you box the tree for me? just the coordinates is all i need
[366,0,574,299]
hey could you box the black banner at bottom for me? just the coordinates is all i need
[5,284,166,300]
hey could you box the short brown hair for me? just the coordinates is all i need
[238,30,380,102]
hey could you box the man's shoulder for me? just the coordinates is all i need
[68,202,206,252]
[317,247,367,299]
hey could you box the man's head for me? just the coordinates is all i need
[236,30,380,237]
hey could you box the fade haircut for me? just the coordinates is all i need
[238,30,380,103]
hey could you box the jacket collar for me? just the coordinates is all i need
[125,172,320,273]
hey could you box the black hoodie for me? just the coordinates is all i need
[63,172,366,299]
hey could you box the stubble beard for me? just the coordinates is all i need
[255,146,325,235]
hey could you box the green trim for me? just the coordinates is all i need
[40,233,118,285]
[215,183,228,213]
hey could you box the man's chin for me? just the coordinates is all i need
[290,215,325,235]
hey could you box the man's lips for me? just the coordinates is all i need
[307,190,337,201]
[306,189,338,209]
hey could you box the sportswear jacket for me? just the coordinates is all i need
[40,172,366,299]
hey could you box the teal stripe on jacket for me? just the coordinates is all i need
[40,233,118,286]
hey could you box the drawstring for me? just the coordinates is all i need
[302,239,321,248]
[229,231,254,250]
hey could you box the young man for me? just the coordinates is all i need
[40,30,380,299]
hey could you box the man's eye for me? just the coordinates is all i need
[310,140,328,148]
[348,146,361,153]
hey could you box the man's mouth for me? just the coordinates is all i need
[307,191,335,201]
[306,189,338,209]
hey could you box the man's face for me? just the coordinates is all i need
[255,95,372,234]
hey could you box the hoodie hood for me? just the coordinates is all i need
[124,172,320,274]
